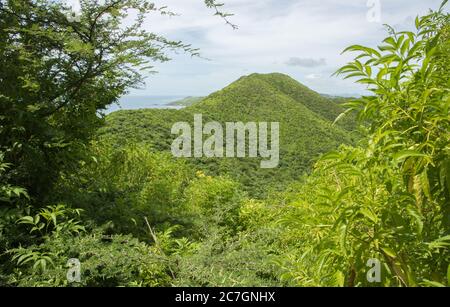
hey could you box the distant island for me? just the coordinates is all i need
[167,96,205,107]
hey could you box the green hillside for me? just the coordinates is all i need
[98,73,358,196]
[2,2,448,288]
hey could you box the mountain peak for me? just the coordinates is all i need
[194,72,344,123]
[237,72,296,83]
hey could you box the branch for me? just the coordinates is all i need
[204,0,238,30]
[88,0,123,40]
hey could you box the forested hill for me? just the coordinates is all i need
[232,73,345,122]
[98,73,358,197]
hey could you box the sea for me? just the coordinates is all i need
[105,95,185,114]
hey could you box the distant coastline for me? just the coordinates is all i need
[106,94,359,114]
[106,95,186,113]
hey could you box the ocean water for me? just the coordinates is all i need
[105,95,185,114]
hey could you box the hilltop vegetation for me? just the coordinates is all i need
[99,73,359,197]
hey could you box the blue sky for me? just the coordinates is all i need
[127,0,445,97]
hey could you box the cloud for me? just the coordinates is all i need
[285,57,327,68]
[131,0,445,96]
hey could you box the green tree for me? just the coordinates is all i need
[281,2,449,287]
[0,0,232,201]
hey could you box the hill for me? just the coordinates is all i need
[97,73,359,197]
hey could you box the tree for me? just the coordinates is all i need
[0,0,233,201]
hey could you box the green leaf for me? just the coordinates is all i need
[393,150,429,161]
[356,78,377,85]
[332,112,348,126]
[16,253,32,265]
[18,216,34,225]
[383,36,397,47]
[19,254,36,265]
[400,38,411,55]
[333,270,345,287]
[439,0,448,11]
[421,280,445,287]
[428,235,450,250]
[407,206,423,235]
[360,207,379,223]
[381,247,397,259]
[419,170,431,199]
[320,151,341,161]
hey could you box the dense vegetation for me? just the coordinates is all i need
[99,73,359,197]
[0,0,449,287]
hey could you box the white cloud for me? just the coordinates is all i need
[306,74,322,80]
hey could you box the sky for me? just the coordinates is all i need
[125,0,445,97]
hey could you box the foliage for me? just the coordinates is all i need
[0,0,197,200]
[98,73,358,197]
[0,152,28,203]
[18,204,85,237]
[6,229,176,287]
[278,3,450,286]
[0,0,448,288]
